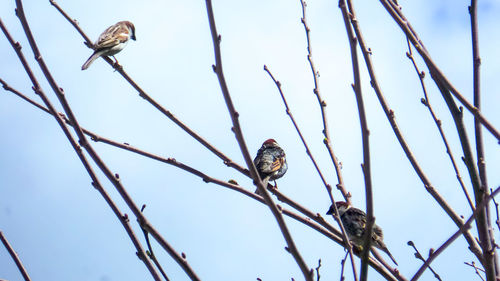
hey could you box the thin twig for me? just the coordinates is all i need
[344,0,483,263]
[0,77,405,281]
[141,205,171,281]
[315,259,322,281]
[336,2,374,280]
[299,0,350,202]
[204,1,313,279]
[405,39,474,211]
[432,68,494,279]
[378,0,500,141]
[411,186,500,281]
[469,0,498,275]
[0,16,162,281]
[491,189,500,232]
[49,0,249,177]
[407,241,442,281]
[465,261,486,281]
[263,65,358,280]
[0,231,32,281]
[340,251,349,281]
[14,2,200,279]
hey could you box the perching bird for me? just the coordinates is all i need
[82,21,136,70]
[253,139,288,194]
[327,201,398,266]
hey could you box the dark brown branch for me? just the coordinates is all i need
[141,205,171,281]
[0,16,162,281]
[0,76,404,281]
[469,0,498,275]
[411,186,500,281]
[49,0,249,177]
[299,0,350,202]
[337,1,374,280]
[405,39,474,211]
[315,259,322,281]
[378,0,500,141]
[263,65,358,280]
[344,0,483,263]
[13,2,199,279]
[205,1,313,279]
[433,75,495,278]
[491,189,500,232]
[0,231,32,281]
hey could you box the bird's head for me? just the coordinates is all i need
[124,21,136,41]
[262,139,279,148]
[326,201,350,216]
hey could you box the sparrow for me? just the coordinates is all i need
[327,201,398,266]
[253,139,288,194]
[82,21,136,70]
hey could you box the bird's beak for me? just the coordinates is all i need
[131,34,136,41]
[326,205,334,215]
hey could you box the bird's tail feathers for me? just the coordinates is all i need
[81,51,102,70]
[383,247,398,266]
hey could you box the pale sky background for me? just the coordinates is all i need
[1,0,499,280]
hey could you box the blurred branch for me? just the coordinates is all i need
[411,186,500,281]
[405,39,474,211]
[407,241,442,281]
[299,0,350,202]
[205,1,313,279]
[0,231,32,281]
[340,251,349,281]
[315,259,322,281]
[343,0,483,263]
[378,0,500,141]
[49,0,250,177]
[0,16,163,281]
[13,1,200,279]
[465,261,486,281]
[263,64,358,280]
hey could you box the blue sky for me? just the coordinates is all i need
[1,0,499,280]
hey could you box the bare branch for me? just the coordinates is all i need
[0,231,32,281]
[405,39,474,211]
[465,261,486,281]
[263,65,358,280]
[315,259,322,281]
[13,1,200,279]
[49,0,249,177]
[141,205,171,281]
[0,16,163,281]
[336,1,375,280]
[411,186,500,281]
[299,0,350,202]
[344,0,483,263]
[407,241,442,281]
[204,1,313,279]
[378,0,500,141]
[469,0,498,275]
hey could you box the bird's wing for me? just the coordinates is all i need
[269,156,285,172]
[95,24,130,49]
[343,208,367,238]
